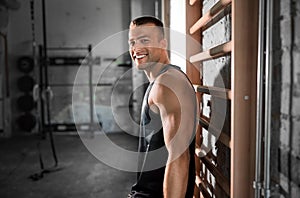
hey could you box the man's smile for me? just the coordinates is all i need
[133,53,148,61]
[136,54,147,59]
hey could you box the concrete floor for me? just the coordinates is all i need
[0,132,137,198]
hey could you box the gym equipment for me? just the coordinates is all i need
[17,56,34,73]
[29,0,61,181]
[17,113,36,132]
[29,0,99,181]
[39,45,96,132]
[17,75,35,92]
[17,94,35,112]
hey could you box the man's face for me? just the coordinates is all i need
[128,23,165,70]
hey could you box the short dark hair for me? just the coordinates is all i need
[130,16,165,38]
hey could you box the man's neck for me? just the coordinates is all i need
[145,59,170,82]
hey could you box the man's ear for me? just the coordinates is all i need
[160,38,168,49]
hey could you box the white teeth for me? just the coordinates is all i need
[136,54,146,59]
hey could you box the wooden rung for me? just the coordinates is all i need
[195,175,214,197]
[189,0,198,6]
[193,84,232,100]
[195,178,212,198]
[195,155,229,196]
[195,143,210,159]
[202,5,232,31]
[219,132,231,149]
[198,117,231,149]
[190,41,232,63]
[189,0,232,34]
[200,156,230,196]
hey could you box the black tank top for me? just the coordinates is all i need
[131,65,196,198]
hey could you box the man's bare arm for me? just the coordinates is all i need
[150,81,192,198]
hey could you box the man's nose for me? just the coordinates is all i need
[131,42,143,50]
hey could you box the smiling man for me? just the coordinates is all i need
[127,16,197,198]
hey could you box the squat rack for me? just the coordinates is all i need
[38,44,96,133]
[28,0,100,180]
[38,0,98,134]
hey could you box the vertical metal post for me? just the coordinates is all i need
[264,0,273,197]
[0,33,9,97]
[38,45,45,137]
[88,45,94,134]
[254,0,265,197]
[42,0,58,166]
[0,33,9,136]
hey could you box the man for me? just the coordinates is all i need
[127,16,197,198]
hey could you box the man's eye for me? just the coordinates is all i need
[129,41,135,46]
[141,39,150,44]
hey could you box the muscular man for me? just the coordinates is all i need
[127,16,197,198]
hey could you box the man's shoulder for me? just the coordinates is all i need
[155,67,190,89]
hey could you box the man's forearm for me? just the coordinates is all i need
[163,152,190,198]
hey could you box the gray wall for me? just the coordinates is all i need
[271,0,300,197]
[0,1,20,136]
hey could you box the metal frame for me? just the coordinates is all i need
[263,0,274,197]
[0,32,10,137]
[39,0,96,133]
[254,0,266,197]
[39,45,95,132]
